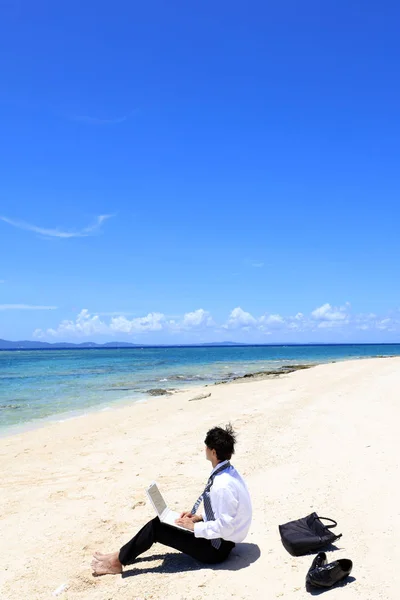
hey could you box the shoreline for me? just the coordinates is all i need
[1,356,399,599]
[3,339,400,441]
[0,362,316,440]
[1,352,396,440]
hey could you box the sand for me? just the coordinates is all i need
[1,357,399,600]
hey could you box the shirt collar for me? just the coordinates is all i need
[210,459,229,475]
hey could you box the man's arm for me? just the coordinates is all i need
[193,487,238,540]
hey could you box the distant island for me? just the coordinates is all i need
[0,339,247,350]
[1,339,399,351]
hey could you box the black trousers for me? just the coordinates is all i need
[119,517,235,566]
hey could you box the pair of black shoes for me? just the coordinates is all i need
[306,552,353,589]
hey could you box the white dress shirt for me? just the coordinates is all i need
[194,460,252,543]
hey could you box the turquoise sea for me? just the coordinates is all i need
[1,344,400,435]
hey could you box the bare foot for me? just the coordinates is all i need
[91,555,122,576]
[93,551,118,560]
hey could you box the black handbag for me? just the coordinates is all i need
[279,512,342,556]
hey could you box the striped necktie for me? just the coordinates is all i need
[191,461,231,549]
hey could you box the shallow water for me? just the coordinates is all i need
[1,344,399,433]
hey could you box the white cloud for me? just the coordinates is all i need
[311,303,349,324]
[0,304,57,310]
[376,318,391,330]
[261,314,284,324]
[225,307,257,329]
[251,262,264,268]
[0,280,5,284]
[36,307,249,339]
[0,214,113,238]
[110,313,165,333]
[96,311,139,316]
[34,309,211,338]
[285,312,308,331]
[182,309,214,328]
[354,312,400,332]
[30,302,400,340]
[258,313,286,331]
[317,320,345,329]
[37,309,168,337]
[32,328,45,338]
[354,312,378,330]
[34,309,107,337]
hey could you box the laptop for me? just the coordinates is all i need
[146,482,193,533]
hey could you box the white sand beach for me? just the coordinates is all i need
[0,357,399,600]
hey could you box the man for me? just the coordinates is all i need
[91,424,252,575]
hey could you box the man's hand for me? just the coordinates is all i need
[175,516,196,531]
[179,511,203,523]
[179,510,193,519]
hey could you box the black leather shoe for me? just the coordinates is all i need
[306,558,353,588]
[308,552,327,572]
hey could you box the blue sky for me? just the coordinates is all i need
[1,1,400,343]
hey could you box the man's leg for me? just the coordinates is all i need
[119,517,234,565]
[92,517,161,575]
[92,517,234,575]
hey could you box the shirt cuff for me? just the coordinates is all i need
[194,522,207,538]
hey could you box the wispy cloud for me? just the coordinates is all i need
[0,304,57,311]
[242,260,264,268]
[0,214,113,238]
[0,280,5,284]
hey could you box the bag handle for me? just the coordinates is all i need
[318,516,337,529]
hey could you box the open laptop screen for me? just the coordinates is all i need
[148,483,167,516]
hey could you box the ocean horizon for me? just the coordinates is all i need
[3,341,400,350]
[1,343,400,436]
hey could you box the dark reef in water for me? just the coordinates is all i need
[213,363,313,385]
[165,374,210,381]
[146,388,173,396]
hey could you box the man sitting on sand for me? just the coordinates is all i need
[91,424,252,575]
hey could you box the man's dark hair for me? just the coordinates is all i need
[204,423,237,461]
